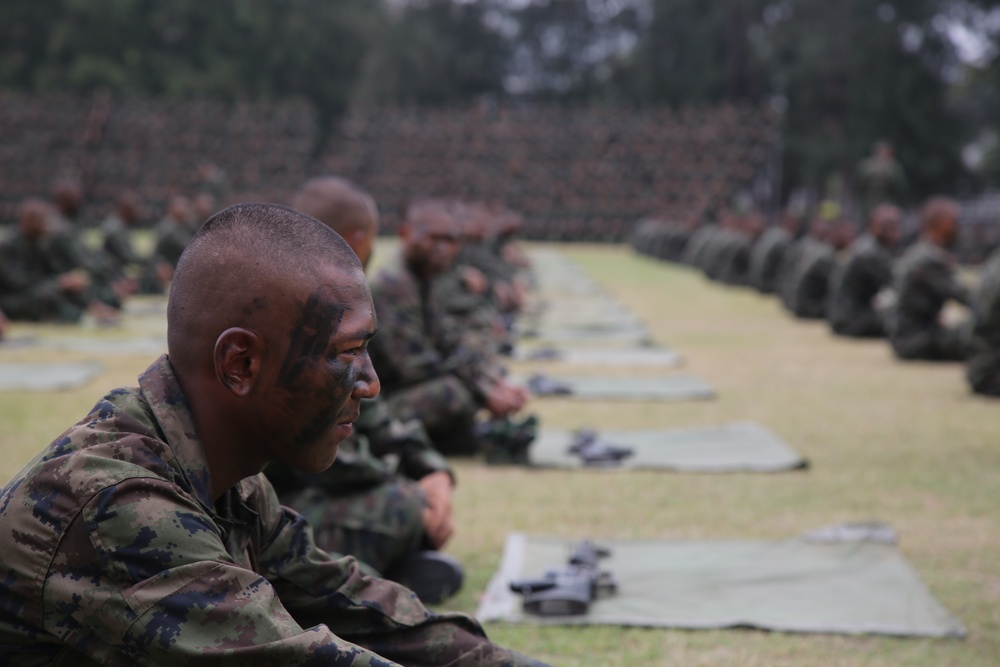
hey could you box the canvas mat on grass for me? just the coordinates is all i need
[0,361,105,391]
[526,375,715,401]
[530,422,805,472]
[477,531,966,638]
[514,346,682,367]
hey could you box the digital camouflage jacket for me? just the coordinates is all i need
[0,356,537,666]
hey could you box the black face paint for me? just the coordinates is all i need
[277,290,346,389]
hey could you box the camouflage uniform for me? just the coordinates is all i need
[886,240,971,360]
[154,217,196,269]
[747,226,791,294]
[681,223,718,267]
[0,229,92,321]
[369,253,500,455]
[101,213,144,269]
[781,237,835,319]
[101,214,165,294]
[431,264,503,358]
[827,234,893,338]
[0,355,547,667]
[265,397,452,575]
[857,155,907,218]
[967,248,1000,395]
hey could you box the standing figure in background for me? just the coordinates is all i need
[857,141,907,218]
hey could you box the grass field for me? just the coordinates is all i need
[1,241,998,666]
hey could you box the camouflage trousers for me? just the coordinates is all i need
[966,339,1000,397]
[283,479,427,575]
[344,617,552,667]
[0,290,84,323]
[829,308,885,338]
[386,376,480,455]
[889,320,972,361]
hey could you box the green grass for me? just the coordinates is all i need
[2,241,998,666]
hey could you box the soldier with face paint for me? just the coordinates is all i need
[266,176,462,604]
[0,203,550,667]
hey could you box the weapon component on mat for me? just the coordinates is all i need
[508,540,618,616]
[567,428,634,467]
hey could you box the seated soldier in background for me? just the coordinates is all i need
[101,191,173,294]
[153,194,197,272]
[369,199,530,458]
[887,196,972,361]
[966,245,1000,396]
[0,198,120,323]
[432,204,506,357]
[748,208,801,294]
[781,216,842,320]
[268,176,463,603]
[0,202,549,667]
[827,203,902,338]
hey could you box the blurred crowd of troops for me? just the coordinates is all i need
[0,174,222,330]
[0,93,780,243]
[632,160,1000,397]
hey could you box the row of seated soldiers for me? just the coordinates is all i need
[264,180,538,603]
[632,197,1000,397]
[1,173,538,604]
[0,180,218,332]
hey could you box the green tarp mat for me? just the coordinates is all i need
[525,375,715,401]
[517,327,654,347]
[514,346,681,367]
[477,531,966,638]
[529,422,805,472]
[0,361,105,391]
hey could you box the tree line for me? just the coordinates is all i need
[1,0,998,203]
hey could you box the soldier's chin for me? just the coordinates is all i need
[299,442,341,473]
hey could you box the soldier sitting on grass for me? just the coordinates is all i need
[827,203,902,338]
[367,199,532,459]
[0,202,550,667]
[886,197,972,361]
[266,176,463,604]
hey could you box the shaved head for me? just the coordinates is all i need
[292,176,379,268]
[166,202,378,491]
[167,203,362,375]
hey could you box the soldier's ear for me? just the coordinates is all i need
[214,328,261,398]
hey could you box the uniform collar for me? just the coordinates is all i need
[138,355,215,510]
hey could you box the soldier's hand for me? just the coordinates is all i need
[112,277,138,299]
[418,471,454,549]
[485,380,529,417]
[57,270,90,293]
[461,266,489,295]
[87,300,120,326]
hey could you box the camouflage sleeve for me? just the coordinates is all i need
[359,398,452,482]
[924,259,971,306]
[370,278,449,388]
[254,477,542,667]
[103,224,144,267]
[45,475,402,666]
